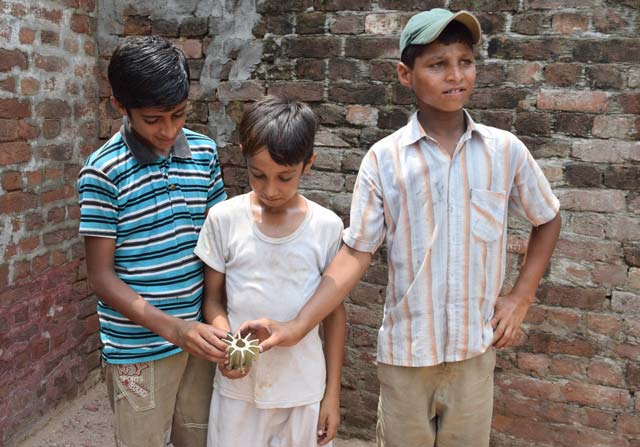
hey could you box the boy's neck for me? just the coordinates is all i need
[417,108,467,155]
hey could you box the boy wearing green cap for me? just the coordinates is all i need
[242,8,561,446]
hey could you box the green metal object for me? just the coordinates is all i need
[223,332,260,370]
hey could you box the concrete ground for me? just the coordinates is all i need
[17,381,374,447]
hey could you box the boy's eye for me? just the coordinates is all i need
[279,176,294,182]
[144,119,159,124]
[173,113,185,119]
[251,172,265,179]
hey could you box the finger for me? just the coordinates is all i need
[492,320,507,347]
[200,327,230,352]
[325,418,338,442]
[258,333,281,353]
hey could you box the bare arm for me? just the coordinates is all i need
[85,236,228,362]
[492,212,562,348]
[317,303,346,445]
[240,245,371,351]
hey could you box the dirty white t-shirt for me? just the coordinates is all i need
[194,193,343,408]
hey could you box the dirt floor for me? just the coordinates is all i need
[17,380,374,447]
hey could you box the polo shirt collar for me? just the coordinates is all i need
[120,116,191,165]
[399,110,492,148]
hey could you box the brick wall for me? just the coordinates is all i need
[3,0,639,445]
[0,1,101,445]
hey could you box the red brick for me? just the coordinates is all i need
[34,54,66,72]
[70,14,95,35]
[586,65,624,90]
[562,380,631,410]
[43,228,77,245]
[617,93,640,115]
[297,11,326,34]
[19,28,36,44]
[0,76,16,93]
[593,8,630,34]
[1,171,22,191]
[40,29,59,45]
[0,141,30,164]
[346,105,378,126]
[517,353,551,376]
[537,90,608,113]
[329,15,364,34]
[268,82,324,102]
[0,99,30,119]
[173,39,202,59]
[572,139,640,163]
[544,63,581,86]
[551,13,588,34]
[30,6,63,24]
[31,254,49,275]
[36,100,71,119]
[555,237,622,263]
[364,13,408,34]
[217,81,264,101]
[368,60,397,82]
[588,359,625,387]
[21,78,40,96]
[282,36,342,58]
[0,49,28,72]
[328,82,387,104]
[615,342,640,361]
[124,15,151,35]
[295,59,325,81]
[538,284,607,310]
[586,313,622,337]
[556,189,626,213]
[591,263,628,288]
[18,120,38,140]
[41,184,75,204]
[573,39,640,64]
[593,115,640,139]
[0,191,37,214]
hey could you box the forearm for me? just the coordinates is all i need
[322,304,346,397]
[89,270,183,343]
[296,245,371,335]
[512,212,562,301]
[203,299,230,333]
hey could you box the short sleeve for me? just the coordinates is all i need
[207,143,227,209]
[509,140,560,226]
[342,150,386,253]
[77,166,119,238]
[194,210,226,273]
[324,216,344,271]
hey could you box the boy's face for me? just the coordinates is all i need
[113,99,188,153]
[247,147,315,211]
[398,41,476,115]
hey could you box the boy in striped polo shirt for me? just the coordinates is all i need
[242,9,562,447]
[78,36,227,447]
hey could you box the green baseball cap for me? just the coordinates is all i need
[400,8,482,54]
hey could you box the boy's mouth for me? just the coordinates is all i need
[444,88,465,94]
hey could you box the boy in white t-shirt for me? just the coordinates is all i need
[194,95,345,447]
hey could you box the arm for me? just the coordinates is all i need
[202,265,249,378]
[85,236,228,362]
[491,212,562,348]
[241,245,371,351]
[317,303,346,446]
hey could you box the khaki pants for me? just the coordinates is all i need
[105,351,214,447]
[376,348,496,447]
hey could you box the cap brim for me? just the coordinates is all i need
[450,11,482,45]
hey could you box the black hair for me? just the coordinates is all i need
[108,35,190,110]
[239,95,319,166]
[401,21,474,68]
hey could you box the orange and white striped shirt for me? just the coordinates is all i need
[343,111,559,367]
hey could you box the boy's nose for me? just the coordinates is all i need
[446,66,463,81]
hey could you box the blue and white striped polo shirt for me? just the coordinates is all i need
[78,122,226,364]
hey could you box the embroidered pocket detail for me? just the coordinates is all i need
[470,189,507,242]
[114,362,155,411]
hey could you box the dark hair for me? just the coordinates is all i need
[108,35,190,110]
[239,95,319,166]
[401,21,474,68]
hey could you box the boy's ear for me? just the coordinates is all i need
[111,97,128,117]
[397,62,413,89]
[302,153,317,174]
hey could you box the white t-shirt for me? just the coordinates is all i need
[194,193,343,408]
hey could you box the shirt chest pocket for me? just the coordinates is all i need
[470,189,507,242]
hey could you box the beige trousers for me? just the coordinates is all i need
[105,351,214,447]
[376,348,496,447]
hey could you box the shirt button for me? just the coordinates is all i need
[168,184,176,191]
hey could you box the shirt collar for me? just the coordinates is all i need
[120,116,191,165]
[399,109,492,148]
